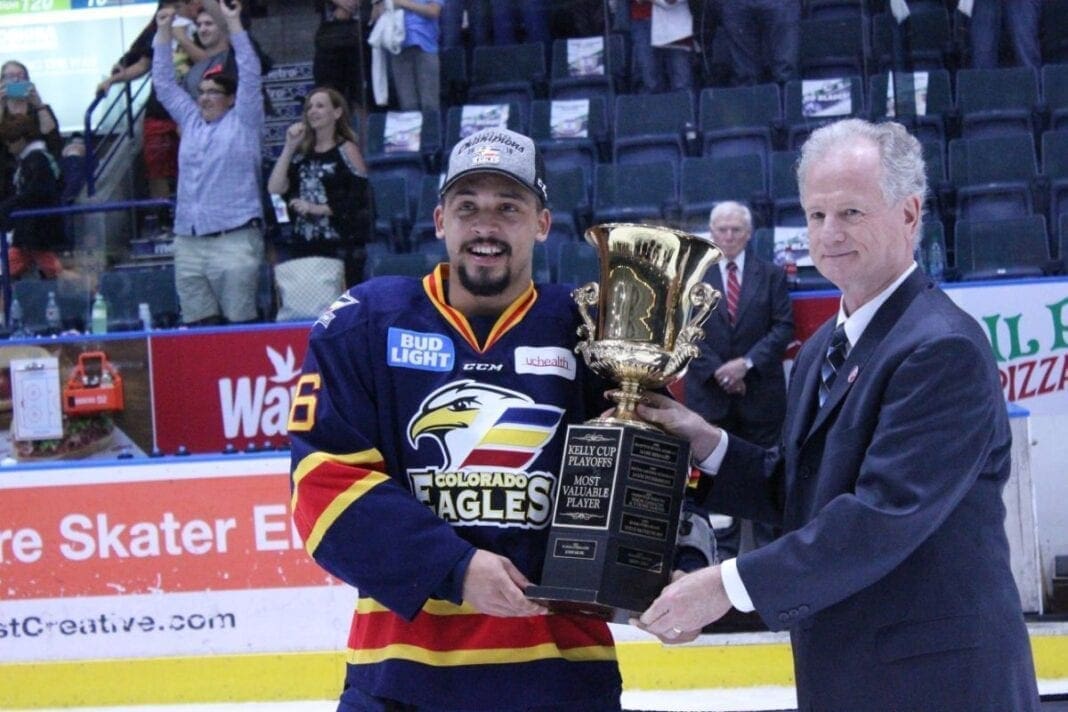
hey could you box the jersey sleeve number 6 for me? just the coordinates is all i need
[287,374,322,432]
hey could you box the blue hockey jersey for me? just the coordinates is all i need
[289,264,622,710]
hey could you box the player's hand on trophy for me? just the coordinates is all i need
[463,550,549,617]
[630,566,732,644]
[635,392,722,462]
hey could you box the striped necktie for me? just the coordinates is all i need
[819,325,849,407]
[726,261,740,325]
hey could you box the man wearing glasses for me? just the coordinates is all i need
[152,0,265,326]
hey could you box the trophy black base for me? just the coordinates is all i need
[524,585,621,621]
[528,423,691,619]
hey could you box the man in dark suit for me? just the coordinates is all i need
[685,201,793,557]
[634,118,1040,711]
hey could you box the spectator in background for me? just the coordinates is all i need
[0,61,61,206]
[440,0,490,49]
[372,0,442,112]
[0,61,60,159]
[97,0,202,238]
[0,114,64,280]
[629,0,694,93]
[684,201,793,559]
[182,4,232,96]
[651,0,695,92]
[313,1,370,135]
[721,0,800,85]
[489,0,550,45]
[153,0,265,326]
[267,87,372,291]
[966,0,1041,69]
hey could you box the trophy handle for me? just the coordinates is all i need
[572,282,600,357]
[664,282,721,376]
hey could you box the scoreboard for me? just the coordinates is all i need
[0,0,156,14]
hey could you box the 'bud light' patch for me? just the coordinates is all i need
[388,328,455,372]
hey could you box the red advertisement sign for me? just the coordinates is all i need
[149,325,310,454]
[0,460,324,601]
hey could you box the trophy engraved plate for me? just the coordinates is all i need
[527,223,722,619]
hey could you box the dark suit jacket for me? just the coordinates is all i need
[684,252,794,437]
[704,269,1040,711]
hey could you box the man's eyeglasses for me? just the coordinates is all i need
[198,88,227,97]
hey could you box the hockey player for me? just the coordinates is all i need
[288,128,713,711]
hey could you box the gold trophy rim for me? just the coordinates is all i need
[575,222,723,429]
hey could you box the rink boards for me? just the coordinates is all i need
[1,455,1066,709]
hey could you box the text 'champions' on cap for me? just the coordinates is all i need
[440,128,548,205]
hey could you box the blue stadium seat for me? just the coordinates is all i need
[364,252,432,280]
[699,83,780,174]
[953,215,1052,281]
[529,97,608,180]
[369,174,411,246]
[444,102,526,148]
[868,69,952,145]
[592,161,677,224]
[1043,64,1068,132]
[783,76,865,149]
[468,42,547,120]
[440,45,468,106]
[798,17,868,79]
[804,0,865,21]
[949,134,1039,222]
[769,150,803,227]
[364,110,441,208]
[549,35,626,102]
[408,174,444,249]
[544,165,591,255]
[956,67,1041,139]
[680,154,767,227]
[1041,130,1068,238]
[612,90,694,167]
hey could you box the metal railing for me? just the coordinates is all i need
[83,74,152,197]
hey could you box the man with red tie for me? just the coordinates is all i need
[683,200,794,558]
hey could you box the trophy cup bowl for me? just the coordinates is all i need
[526,223,722,619]
[575,223,723,427]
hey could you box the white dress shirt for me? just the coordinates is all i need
[699,263,919,612]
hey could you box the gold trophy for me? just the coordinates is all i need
[527,223,722,618]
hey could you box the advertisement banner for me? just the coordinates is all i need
[0,455,352,663]
[149,325,310,454]
[785,278,1068,416]
[946,278,1068,415]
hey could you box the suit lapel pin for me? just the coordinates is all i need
[847,366,859,384]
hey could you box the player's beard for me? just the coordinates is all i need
[457,262,511,296]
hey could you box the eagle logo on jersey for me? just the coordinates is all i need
[406,380,565,527]
[408,380,564,470]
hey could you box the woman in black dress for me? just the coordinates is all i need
[267,86,372,287]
